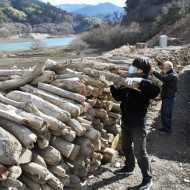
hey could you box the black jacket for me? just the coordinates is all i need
[110,79,160,126]
[153,69,178,99]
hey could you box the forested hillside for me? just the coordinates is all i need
[0,0,99,37]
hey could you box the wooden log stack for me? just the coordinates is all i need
[0,58,124,190]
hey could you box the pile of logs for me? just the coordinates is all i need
[0,58,130,190]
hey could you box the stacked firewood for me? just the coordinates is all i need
[0,58,130,190]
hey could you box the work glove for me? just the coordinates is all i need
[124,77,143,89]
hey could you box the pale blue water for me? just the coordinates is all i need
[0,37,74,52]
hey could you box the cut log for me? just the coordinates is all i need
[18,149,32,164]
[20,176,42,190]
[45,59,69,72]
[0,62,45,91]
[0,102,46,132]
[21,85,81,117]
[51,137,80,160]
[38,83,86,103]
[67,119,86,136]
[94,108,109,121]
[39,146,62,166]
[0,93,26,109]
[0,117,37,149]
[85,127,100,141]
[0,69,31,76]
[8,166,22,180]
[26,103,67,132]
[32,153,47,168]
[31,71,56,85]
[52,78,88,96]
[0,126,22,165]
[47,173,63,190]
[41,184,53,190]
[22,162,51,181]
[48,165,66,178]
[6,91,70,122]
[103,148,118,163]
[1,178,25,190]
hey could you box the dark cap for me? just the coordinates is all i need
[132,57,151,75]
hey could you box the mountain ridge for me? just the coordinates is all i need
[58,3,124,18]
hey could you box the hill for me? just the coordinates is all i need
[122,0,190,45]
[58,4,88,13]
[0,0,98,37]
[58,3,124,21]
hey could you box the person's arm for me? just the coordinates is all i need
[110,85,129,101]
[139,79,160,99]
[153,71,175,82]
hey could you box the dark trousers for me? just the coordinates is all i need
[121,122,152,181]
[161,97,175,131]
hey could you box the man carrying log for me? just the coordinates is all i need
[110,57,160,190]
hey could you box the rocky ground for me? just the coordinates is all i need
[83,65,190,190]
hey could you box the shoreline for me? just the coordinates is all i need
[0,34,75,43]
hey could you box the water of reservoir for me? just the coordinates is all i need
[0,36,74,52]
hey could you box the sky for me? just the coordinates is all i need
[41,0,126,7]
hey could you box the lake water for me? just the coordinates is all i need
[0,36,74,52]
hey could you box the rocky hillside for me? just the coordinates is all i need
[122,0,190,45]
[0,0,99,37]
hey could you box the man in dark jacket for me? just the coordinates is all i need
[110,58,160,190]
[153,61,178,134]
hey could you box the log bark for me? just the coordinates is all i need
[48,165,66,178]
[0,62,45,91]
[67,119,86,136]
[22,162,51,181]
[0,93,26,109]
[21,176,42,190]
[32,153,47,168]
[51,137,80,160]
[0,103,46,132]
[0,126,22,165]
[26,103,67,132]
[52,78,88,96]
[0,117,37,149]
[39,146,62,166]
[38,83,86,103]
[31,71,56,85]
[21,85,81,117]
[6,91,70,122]
[0,69,31,76]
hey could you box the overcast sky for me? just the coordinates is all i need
[41,0,126,7]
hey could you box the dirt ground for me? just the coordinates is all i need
[83,65,190,190]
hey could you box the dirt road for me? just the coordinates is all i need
[84,66,190,190]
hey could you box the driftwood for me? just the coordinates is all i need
[6,91,71,122]
[0,102,46,132]
[22,162,51,181]
[0,117,37,149]
[51,137,80,160]
[47,173,63,190]
[21,85,81,117]
[21,176,42,190]
[48,165,66,178]
[38,83,86,103]
[67,119,86,136]
[0,69,31,76]
[39,146,62,166]
[1,178,25,189]
[0,62,45,91]
[8,166,22,180]
[31,71,56,85]
[18,149,33,164]
[32,154,47,169]
[0,126,22,165]
[0,93,26,109]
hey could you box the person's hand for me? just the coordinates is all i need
[124,78,143,89]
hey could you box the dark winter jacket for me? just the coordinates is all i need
[153,69,178,99]
[110,79,160,126]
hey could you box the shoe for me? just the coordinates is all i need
[137,179,153,190]
[114,166,134,175]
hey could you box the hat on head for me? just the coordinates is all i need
[132,57,151,75]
